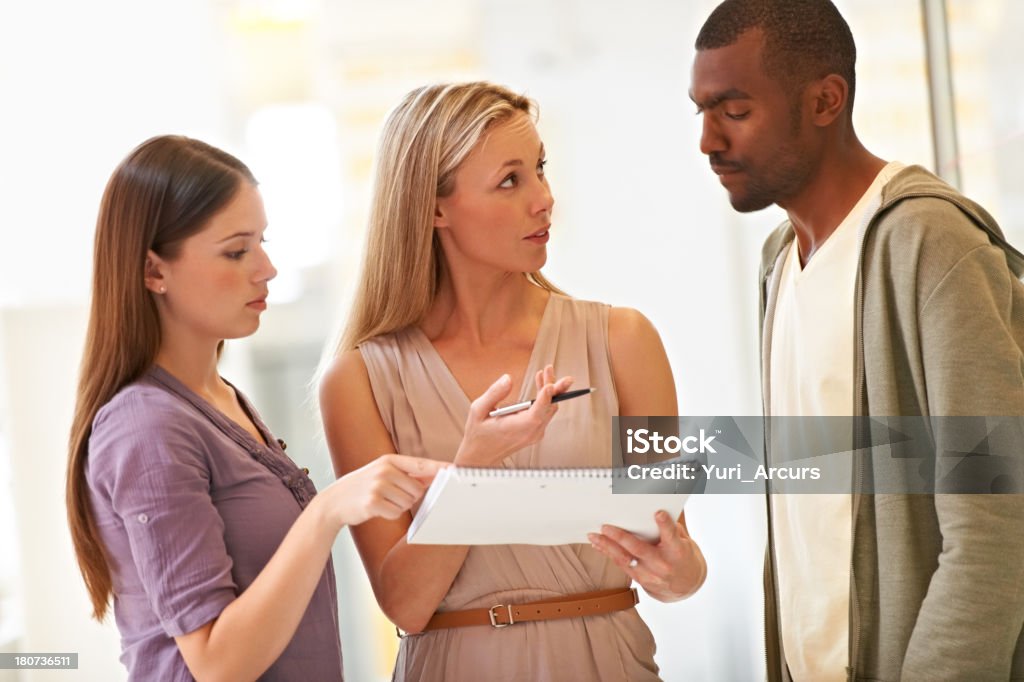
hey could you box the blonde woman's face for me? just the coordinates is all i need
[434,112,554,275]
[145,182,277,343]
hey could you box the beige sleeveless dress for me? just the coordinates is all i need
[359,294,661,682]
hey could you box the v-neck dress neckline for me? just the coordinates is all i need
[409,291,557,409]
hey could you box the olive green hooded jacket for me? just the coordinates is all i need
[759,165,1024,681]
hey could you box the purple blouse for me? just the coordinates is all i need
[86,365,344,681]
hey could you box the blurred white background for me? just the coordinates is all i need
[0,0,1020,679]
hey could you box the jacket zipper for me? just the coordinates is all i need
[850,225,869,681]
[760,258,783,681]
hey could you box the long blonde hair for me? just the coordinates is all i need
[68,135,255,620]
[336,81,561,353]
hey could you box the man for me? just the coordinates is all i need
[689,1,1024,680]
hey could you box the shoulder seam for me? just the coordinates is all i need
[920,243,1006,314]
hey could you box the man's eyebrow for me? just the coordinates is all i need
[690,88,753,109]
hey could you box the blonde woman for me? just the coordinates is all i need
[320,82,706,681]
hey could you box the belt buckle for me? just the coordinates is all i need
[488,604,514,628]
[395,626,423,639]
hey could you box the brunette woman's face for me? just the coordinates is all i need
[145,182,277,343]
[434,112,554,275]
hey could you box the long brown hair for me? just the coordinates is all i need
[67,135,256,620]
[331,81,562,354]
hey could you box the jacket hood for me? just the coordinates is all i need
[759,164,1024,280]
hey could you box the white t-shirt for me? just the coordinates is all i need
[769,161,905,681]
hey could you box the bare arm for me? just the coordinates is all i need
[589,307,707,601]
[608,306,678,417]
[319,350,570,633]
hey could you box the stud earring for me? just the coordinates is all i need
[158,286,166,294]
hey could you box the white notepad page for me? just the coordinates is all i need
[407,466,689,545]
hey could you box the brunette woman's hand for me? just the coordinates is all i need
[588,510,706,602]
[323,454,448,528]
[454,365,573,466]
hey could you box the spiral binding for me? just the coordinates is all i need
[451,466,632,479]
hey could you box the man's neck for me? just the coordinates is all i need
[782,146,888,266]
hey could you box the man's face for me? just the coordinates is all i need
[690,28,814,212]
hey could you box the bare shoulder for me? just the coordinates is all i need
[319,349,371,402]
[607,307,677,416]
[608,306,665,355]
[319,349,395,474]
[318,349,379,424]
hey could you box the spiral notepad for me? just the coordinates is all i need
[407,466,689,545]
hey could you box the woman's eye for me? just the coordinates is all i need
[725,111,750,121]
[537,159,548,175]
[499,173,517,189]
[226,249,248,260]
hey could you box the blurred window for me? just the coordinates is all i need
[947,0,1024,244]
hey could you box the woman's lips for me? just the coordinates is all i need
[525,227,550,244]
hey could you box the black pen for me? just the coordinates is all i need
[488,388,596,418]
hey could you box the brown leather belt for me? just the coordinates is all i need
[419,587,638,632]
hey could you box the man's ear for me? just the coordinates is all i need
[808,74,849,127]
[144,249,168,294]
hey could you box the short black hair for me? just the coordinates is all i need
[696,0,857,111]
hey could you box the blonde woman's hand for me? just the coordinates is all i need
[455,365,573,467]
[587,510,707,602]
[323,454,448,528]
